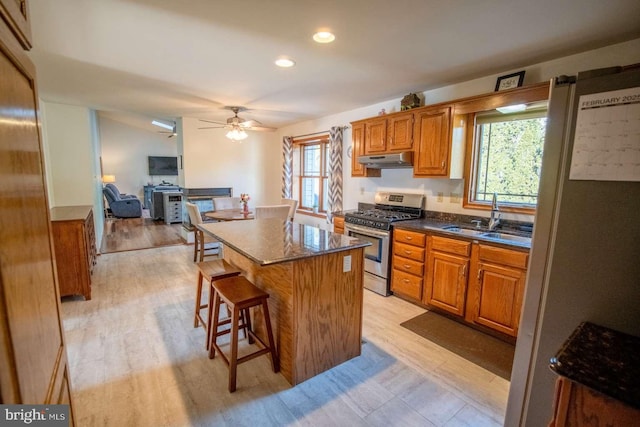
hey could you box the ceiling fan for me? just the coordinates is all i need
[152,120,177,138]
[198,106,276,141]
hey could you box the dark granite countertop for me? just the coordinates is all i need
[199,218,371,266]
[550,322,640,409]
[392,211,533,249]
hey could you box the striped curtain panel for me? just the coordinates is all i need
[281,136,293,199]
[327,126,343,223]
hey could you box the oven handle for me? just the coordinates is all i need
[344,223,390,238]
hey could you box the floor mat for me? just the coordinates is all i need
[400,311,515,380]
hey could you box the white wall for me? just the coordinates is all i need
[180,117,281,207]
[277,38,640,227]
[98,114,179,199]
[41,101,104,246]
[42,102,96,205]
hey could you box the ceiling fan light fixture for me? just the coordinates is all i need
[275,57,296,68]
[313,31,335,43]
[226,127,248,141]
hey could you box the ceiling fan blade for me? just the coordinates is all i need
[199,119,227,125]
[247,125,277,132]
[198,126,227,130]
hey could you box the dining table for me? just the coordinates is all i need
[205,209,254,221]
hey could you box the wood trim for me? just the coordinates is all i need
[461,83,551,215]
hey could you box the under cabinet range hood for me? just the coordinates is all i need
[357,151,413,169]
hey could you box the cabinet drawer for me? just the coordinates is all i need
[392,255,424,277]
[391,269,423,300]
[393,242,425,262]
[394,229,426,247]
[478,244,528,269]
[430,235,471,256]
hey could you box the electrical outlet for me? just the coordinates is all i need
[437,192,444,202]
[450,193,461,203]
[343,255,352,272]
[360,187,365,195]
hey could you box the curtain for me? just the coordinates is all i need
[327,126,343,223]
[281,136,293,199]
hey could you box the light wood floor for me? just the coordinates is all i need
[61,245,509,426]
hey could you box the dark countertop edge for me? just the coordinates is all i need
[199,225,371,266]
[393,219,532,249]
[549,322,640,409]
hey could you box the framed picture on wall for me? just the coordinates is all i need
[495,71,525,91]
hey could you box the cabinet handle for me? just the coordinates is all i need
[477,269,483,280]
[404,264,411,269]
[462,265,466,276]
[441,161,445,168]
[405,236,413,240]
[404,250,412,255]
[403,279,410,283]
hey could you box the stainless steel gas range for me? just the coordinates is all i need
[344,191,424,296]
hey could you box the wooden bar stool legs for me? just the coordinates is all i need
[208,276,279,392]
[194,260,241,348]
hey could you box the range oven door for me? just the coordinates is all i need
[344,222,390,294]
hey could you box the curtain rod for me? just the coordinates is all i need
[292,125,349,139]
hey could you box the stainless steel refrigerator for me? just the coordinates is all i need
[506,66,640,426]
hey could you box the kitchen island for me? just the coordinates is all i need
[198,218,370,385]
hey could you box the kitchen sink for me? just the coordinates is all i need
[482,232,532,243]
[442,226,487,236]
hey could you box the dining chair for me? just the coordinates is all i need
[254,205,291,220]
[213,197,242,210]
[185,202,220,262]
[280,198,298,221]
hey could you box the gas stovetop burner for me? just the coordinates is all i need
[344,191,425,230]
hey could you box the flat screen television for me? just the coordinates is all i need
[148,156,178,176]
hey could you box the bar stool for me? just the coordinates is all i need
[208,275,279,392]
[194,260,241,348]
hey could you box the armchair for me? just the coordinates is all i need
[103,183,143,218]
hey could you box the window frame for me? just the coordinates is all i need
[295,134,329,215]
[461,83,550,215]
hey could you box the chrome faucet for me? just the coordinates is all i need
[488,193,501,231]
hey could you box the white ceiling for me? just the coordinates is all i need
[27,0,640,131]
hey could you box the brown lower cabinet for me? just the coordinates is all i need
[465,243,528,337]
[390,228,529,338]
[391,229,426,301]
[51,206,97,300]
[424,235,470,316]
[549,377,640,426]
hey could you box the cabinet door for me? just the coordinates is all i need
[350,122,381,177]
[387,112,413,151]
[0,0,31,48]
[391,269,423,300]
[333,217,345,234]
[424,251,468,316]
[365,117,387,154]
[0,24,73,411]
[413,106,452,176]
[468,262,525,336]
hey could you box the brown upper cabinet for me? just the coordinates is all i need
[362,111,414,155]
[350,121,381,177]
[349,82,549,179]
[0,0,32,49]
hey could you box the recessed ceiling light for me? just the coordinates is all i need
[313,31,335,43]
[275,57,296,68]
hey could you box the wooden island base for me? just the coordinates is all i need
[223,246,365,386]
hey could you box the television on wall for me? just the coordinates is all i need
[148,156,178,176]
